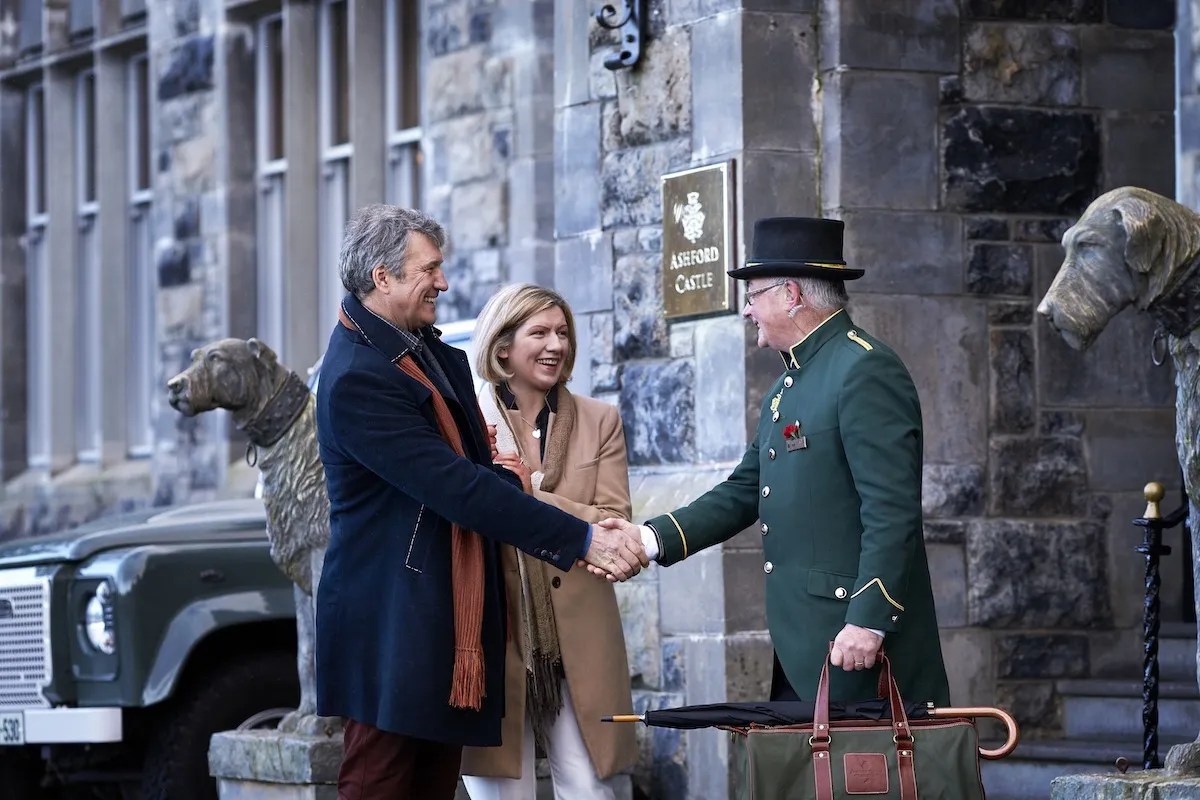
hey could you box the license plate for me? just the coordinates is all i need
[0,712,24,746]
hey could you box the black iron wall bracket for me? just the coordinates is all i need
[595,0,645,71]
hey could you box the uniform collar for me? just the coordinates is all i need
[779,308,851,370]
[340,292,441,363]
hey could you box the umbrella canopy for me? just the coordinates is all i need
[605,699,931,730]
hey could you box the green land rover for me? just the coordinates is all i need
[0,498,300,799]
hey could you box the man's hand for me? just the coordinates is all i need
[486,424,499,460]
[494,451,531,493]
[584,522,649,582]
[829,623,883,672]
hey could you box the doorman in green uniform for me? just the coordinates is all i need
[603,217,950,705]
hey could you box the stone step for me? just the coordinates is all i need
[1060,681,1200,740]
[980,736,1192,800]
[1095,634,1197,682]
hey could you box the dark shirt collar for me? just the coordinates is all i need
[780,308,852,370]
[498,383,559,419]
[340,292,441,362]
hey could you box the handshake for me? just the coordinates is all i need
[580,518,651,582]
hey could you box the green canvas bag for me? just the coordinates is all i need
[729,654,1003,799]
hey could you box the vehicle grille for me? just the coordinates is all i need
[0,568,52,710]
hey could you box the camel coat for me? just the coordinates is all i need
[460,391,638,780]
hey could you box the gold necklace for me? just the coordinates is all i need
[512,391,552,440]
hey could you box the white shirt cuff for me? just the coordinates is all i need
[866,627,885,638]
[639,525,660,562]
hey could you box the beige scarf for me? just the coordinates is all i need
[479,383,575,748]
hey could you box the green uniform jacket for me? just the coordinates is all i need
[647,310,950,706]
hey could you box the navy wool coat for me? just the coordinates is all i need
[314,293,589,746]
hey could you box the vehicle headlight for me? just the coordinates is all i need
[84,582,115,655]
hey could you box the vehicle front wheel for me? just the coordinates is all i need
[140,650,299,800]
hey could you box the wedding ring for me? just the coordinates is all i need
[854,660,865,668]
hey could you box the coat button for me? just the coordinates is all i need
[771,410,780,422]
[784,376,793,387]
[761,486,770,497]
[768,448,776,460]
[552,577,562,589]
[835,587,847,599]
[764,561,774,574]
[760,523,768,535]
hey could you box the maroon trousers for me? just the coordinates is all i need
[338,719,463,800]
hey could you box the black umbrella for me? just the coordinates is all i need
[603,698,931,730]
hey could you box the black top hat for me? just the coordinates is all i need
[728,217,864,281]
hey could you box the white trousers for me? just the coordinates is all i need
[463,686,628,800]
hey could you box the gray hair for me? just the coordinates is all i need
[794,277,848,311]
[338,205,447,298]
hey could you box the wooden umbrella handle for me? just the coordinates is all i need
[929,706,1020,760]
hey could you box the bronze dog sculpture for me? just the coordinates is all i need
[167,338,335,736]
[1038,186,1200,685]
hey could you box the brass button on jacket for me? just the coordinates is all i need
[834,587,847,599]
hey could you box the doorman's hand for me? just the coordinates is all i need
[829,624,883,672]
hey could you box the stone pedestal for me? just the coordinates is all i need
[1052,743,1200,799]
[208,730,342,800]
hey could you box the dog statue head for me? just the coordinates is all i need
[166,338,284,420]
[1037,186,1200,350]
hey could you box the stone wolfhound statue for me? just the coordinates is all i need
[1038,185,1200,689]
[167,338,336,736]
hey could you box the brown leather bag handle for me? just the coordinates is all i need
[811,644,917,800]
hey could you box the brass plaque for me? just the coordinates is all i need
[661,161,736,321]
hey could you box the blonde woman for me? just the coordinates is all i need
[461,284,637,799]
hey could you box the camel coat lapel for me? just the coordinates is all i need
[462,390,638,780]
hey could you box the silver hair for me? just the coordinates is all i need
[338,205,447,298]
[793,277,848,311]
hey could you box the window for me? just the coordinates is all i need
[318,0,352,337]
[127,54,155,457]
[26,84,49,469]
[75,69,101,462]
[385,0,422,207]
[257,14,287,361]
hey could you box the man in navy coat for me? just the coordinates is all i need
[315,205,647,799]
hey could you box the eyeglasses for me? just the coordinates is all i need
[744,280,788,306]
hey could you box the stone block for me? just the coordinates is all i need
[426,3,466,56]
[822,71,940,211]
[739,150,819,229]
[601,139,690,229]
[620,360,695,465]
[988,300,1032,325]
[1082,28,1175,112]
[722,550,767,633]
[995,633,1089,679]
[426,46,485,122]
[1104,112,1175,198]
[158,36,215,102]
[962,23,1080,106]
[724,632,773,702]
[1082,408,1177,493]
[589,50,619,102]
[965,216,1008,241]
[1013,217,1070,244]
[1036,243,1175,408]
[989,328,1035,433]
[928,542,966,627]
[638,225,662,253]
[659,548,722,634]
[939,628,995,709]
[554,232,613,314]
[591,312,615,365]
[631,688,688,797]
[507,158,554,245]
[988,435,1087,517]
[943,106,1100,215]
[669,322,695,358]
[847,296,988,464]
[208,730,342,784]
[613,253,669,359]
[963,0,1100,21]
[615,27,691,148]
[554,103,601,237]
[554,0,591,108]
[1039,410,1083,436]
[968,240,1033,300]
[924,520,966,544]
[742,11,817,153]
[839,211,962,295]
[615,576,662,687]
[448,181,505,250]
[922,463,984,517]
[694,315,748,462]
[438,112,498,184]
[819,0,959,72]
[995,680,1058,732]
[967,518,1110,627]
[1052,772,1200,799]
[690,11,741,159]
